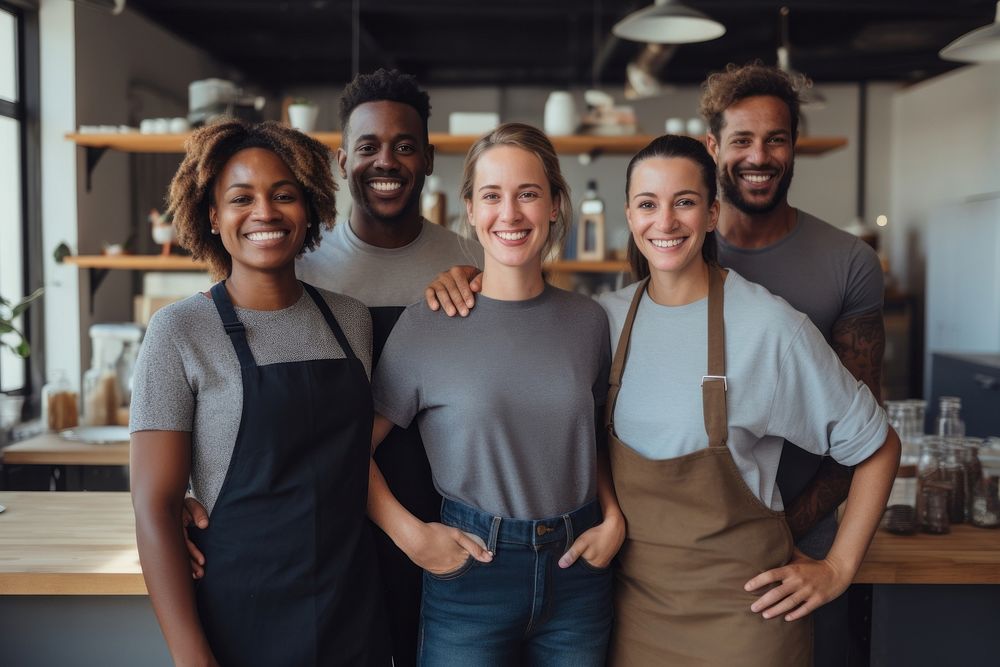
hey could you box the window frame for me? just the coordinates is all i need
[1,0,43,414]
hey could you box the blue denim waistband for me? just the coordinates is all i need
[440,498,603,551]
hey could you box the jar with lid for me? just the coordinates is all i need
[970,470,1000,528]
[83,363,122,426]
[957,438,984,521]
[41,370,79,431]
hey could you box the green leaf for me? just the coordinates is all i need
[0,322,13,334]
[15,340,30,358]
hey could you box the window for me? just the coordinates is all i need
[0,1,38,396]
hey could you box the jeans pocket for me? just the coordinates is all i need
[577,556,612,574]
[425,554,475,581]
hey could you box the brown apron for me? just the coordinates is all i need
[606,268,812,666]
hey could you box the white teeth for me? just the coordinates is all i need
[496,230,529,241]
[246,231,287,241]
[741,173,772,183]
[370,181,402,192]
[650,238,684,248]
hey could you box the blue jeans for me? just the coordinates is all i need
[418,498,613,667]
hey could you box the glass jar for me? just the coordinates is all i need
[82,363,122,426]
[883,461,918,535]
[921,484,951,534]
[41,370,79,431]
[970,472,1000,528]
[916,439,946,528]
[942,444,967,524]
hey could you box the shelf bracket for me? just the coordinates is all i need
[86,267,110,314]
[84,146,109,192]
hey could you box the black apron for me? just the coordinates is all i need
[191,281,389,666]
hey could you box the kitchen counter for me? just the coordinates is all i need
[1,431,129,466]
[855,524,1000,584]
[0,491,144,594]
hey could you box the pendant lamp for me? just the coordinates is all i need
[612,0,725,44]
[940,2,1000,62]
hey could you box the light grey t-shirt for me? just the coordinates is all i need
[372,285,611,519]
[716,209,883,345]
[296,218,483,307]
[129,286,372,515]
[597,272,888,511]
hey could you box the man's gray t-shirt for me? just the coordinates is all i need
[598,272,887,512]
[129,287,371,515]
[717,209,884,510]
[372,285,611,519]
[296,218,483,308]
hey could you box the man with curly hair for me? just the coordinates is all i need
[702,62,885,667]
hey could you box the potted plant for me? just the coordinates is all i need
[0,287,43,428]
[287,97,319,133]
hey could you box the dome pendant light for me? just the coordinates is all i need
[612,0,725,44]
[940,1,1000,62]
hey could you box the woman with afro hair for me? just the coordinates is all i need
[130,119,390,666]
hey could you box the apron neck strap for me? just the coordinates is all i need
[301,283,359,362]
[702,266,728,448]
[210,281,256,370]
[604,277,648,431]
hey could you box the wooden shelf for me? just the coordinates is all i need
[66,132,846,156]
[63,254,208,271]
[545,259,630,273]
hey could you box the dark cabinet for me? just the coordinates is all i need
[930,353,1000,437]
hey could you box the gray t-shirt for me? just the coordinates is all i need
[372,285,611,519]
[597,272,888,512]
[129,287,372,515]
[296,218,483,307]
[716,209,883,345]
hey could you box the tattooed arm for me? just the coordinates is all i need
[784,309,886,541]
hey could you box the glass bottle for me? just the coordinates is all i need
[41,370,79,431]
[916,439,945,530]
[936,396,965,437]
[921,485,951,534]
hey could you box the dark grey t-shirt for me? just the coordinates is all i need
[372,285,611,519]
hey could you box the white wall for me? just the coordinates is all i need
[39,0,79,384]
[889,62,1000,295]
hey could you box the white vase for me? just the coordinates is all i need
[287,104,319,133]
[544,91,577,136]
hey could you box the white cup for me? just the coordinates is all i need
[288,104,319,133]
[151,118,170,134]
[665,117,685,134]
[686,118,706,136]
[169,117,190,133]
[544,91,577,136]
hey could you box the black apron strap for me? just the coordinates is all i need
[605,277,649,432]
[210,281,256,371]
[302,283,360,362]
[702,267,729,448]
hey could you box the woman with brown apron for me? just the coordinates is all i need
[599,135,900,666]
[131,121,389,666]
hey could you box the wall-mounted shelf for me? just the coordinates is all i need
[63,255,208,313]
[67,131,846,174]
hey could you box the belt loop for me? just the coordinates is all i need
[563,513,574,550]
[488,516,501,553]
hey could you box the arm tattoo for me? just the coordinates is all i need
[784,310,886,540]
[830,310,886,402]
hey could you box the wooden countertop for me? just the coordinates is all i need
[1,491,996,595]
[854,524,1000,584]
[2,432,129,466]
[0,491,146,595]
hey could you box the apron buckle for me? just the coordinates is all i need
[701,375,727,391]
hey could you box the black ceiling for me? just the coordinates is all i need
[125,0,998,89]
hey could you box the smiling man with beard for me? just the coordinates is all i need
[702,63,885,667]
